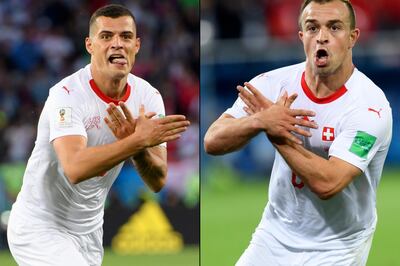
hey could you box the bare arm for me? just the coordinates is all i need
[273,141,361,199]
[204,83,317,155]
[53,135,142,184]
[204,113,261,155]
[104,102,188,192]
[131,146,167,192]
[240,82,361,199]
[54,104,189,186]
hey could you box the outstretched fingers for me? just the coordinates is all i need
[244,82,272,107]
[289,125,312,138]
[289,107,315,117]
[276,91,288,106]
[293,117,318,129]
[285,93,298,108]
[157,115,188,125]
[119,102,134,123]
[104,117,116,132]
[139,104,145,116]
[145,112,157,119]
[237,86,257,110]
[282,130,303,145]
[243,106,255,115]
[106,103,124,126]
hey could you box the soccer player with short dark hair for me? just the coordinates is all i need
[205,0,392,264]
[7,4,189,265]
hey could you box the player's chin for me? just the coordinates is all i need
[313,65,333,76]
[109,63,130,76]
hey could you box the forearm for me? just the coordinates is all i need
[131,146,167,192]
[56,134,146,184]
[204,114,261,155]
[273,141,358,199]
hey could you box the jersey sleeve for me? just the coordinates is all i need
[144,88,165,119]
[47,86,87,142]
[329,106,392,172]
[225,73,281,118]
[144,87,167,147]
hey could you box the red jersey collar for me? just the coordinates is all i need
[89,79,131,105]
[301,72,347,104]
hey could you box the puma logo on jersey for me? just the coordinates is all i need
[368,108,382,118]
[62,86,72,95]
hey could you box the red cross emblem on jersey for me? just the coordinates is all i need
[322,127,335,141]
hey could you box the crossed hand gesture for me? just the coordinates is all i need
[237,82,318,145]
[104,102,190,148]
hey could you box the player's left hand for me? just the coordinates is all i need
[104,102,156,140]
[239,82,317,144]
[237,82,273,114]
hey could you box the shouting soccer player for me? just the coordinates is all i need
[204,0,392,265]
[7,4,190,266]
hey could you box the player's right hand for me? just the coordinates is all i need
[238,82,318,144]
[133,105,190,148]
[105,102,138,139]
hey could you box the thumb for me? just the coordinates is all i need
[285,93,298,108]
[277,91,288,106]
[145,112,157,119]
[139,104,145,116]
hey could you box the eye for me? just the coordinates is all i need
[307,26,317,33]
[121,34,133,40]
[100,34,111,40]
[331,25,340,31]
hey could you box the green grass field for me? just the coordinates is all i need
[201,169,400,266]
[0,246,199,266]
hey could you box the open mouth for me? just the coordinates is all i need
[108,54,127,65]
[315,49,328,67]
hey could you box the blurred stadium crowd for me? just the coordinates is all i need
[0,0,199,243]
[201,0,400,40]
[201,0,400,180]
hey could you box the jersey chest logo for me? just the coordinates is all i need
[85,116,101,130]
[322,127,335,141]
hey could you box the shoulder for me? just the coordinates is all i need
[128,73,162,96]
[251,62,305,83]
[48,66,88,103]
[247,62,305,100]
[249,62,305,91]
[346,68,390,108]
[342,70,392,142]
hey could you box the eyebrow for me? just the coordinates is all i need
[304,19,344,26]
[98,30,134,35]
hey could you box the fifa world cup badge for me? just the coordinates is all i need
[59,109,65,122]
[57,107,72,127]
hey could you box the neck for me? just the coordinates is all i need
[305,60,354,98]
[90,66,128,100]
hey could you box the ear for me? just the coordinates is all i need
[349,28,360,49]
[135,38,141,54]
[298,30,304,42]
[85,37,93,54]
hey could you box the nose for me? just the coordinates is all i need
[111,36,122,49]
[317,28,329,44]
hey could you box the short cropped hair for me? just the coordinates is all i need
[298,0,356,30]
[89,4,136,33]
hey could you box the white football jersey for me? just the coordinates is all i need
[11,64,165,234]
[226,62,392,250]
